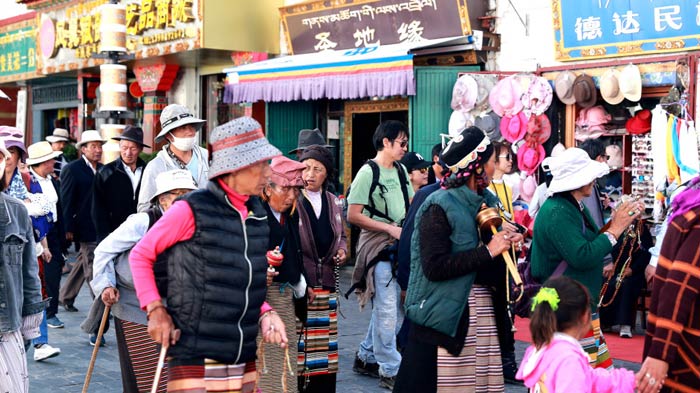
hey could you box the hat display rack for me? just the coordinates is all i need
[92,0,135,164]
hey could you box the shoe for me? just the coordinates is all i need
[89,334,106,347]
[46,316,64,328]
[502,352,520,384]
[353,354,379,378]
[619,325,633,338]
[61,303,78,312]
[33,344,61,361]
[379,375,396,390]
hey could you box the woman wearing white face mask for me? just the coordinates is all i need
[136,104,210,212]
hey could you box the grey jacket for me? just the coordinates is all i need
[0,193,44,334]
[137,145,209,212]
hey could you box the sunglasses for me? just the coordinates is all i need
[394,139,408,148]
[0,132,23,139]
[497,154,512,160]
[414,167,429,174]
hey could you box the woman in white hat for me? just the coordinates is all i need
[137,104,209,212]
[130,117,288,392]
[530,147,644,369]
[90,169,197,393]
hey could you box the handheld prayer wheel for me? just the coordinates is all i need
[476,205,523,288]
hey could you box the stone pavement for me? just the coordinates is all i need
[28,266,640,392]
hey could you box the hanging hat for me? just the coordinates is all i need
[619,64,642,102]
[554,70,577,105]
[155,104,206,143]
[0,139,9,158]
[208,117,282,179]
[26,141,62,166]
[520,174,538,203]
[489,76,524,117]
[112,125,151,148]
[599,68,625,105]
[0,126,27,159]
[572,74,597,108]
[543,147,610,195]
[500,111,528,143]
[288,128,332,155]
[269,156,306,187]
[451,74,479,113]
[526,113,552,144]
[606,144,623,169]
[46,127,73,143]
[608,106,630,126]
[518,143,546,176]
[150,169,198,204]
[76,130,107,149]
[626,109,652,135]
[469,74,497,115]
[521,76,553,115]
[440,126,492,174]
[474,111,502,141]
[448,110,475,137]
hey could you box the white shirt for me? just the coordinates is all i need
[305,189,323,218]
[29,168,58,222]
[122,161,143,198]
[83,155,98,174]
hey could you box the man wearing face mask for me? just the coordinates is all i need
[137,104,208,212]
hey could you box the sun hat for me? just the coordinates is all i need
[521,76,553,115]
[619,64,642,102]
[0,139,10,159]
[269,156,306,187]
[400,152,432,172]
[550,142,566,158]
[448,110,475,137]
[599,68,625,105]
[500,111,528,143]
[554,71,577,105]
[208,117,281,179]
[76,130,107,149]
[543,147,610,195]
[150,169,198,204]
[112,125,151,148]
[46,128,73,143]
[474,111,502,141]
[469,74,497,115]
[606,144,623,169]
[0,126,27,159]
[451,74,479,113]
[26,141,62,166]
[572,74,598,108]
[526,113,552,144]
[626,109,652,135]
[155,104,206,143]
[518,143,546,175]
[289,128,332,155]
[489,76,524,117]
[440,126,492,174]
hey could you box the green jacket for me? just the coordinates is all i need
[531,195,614,310]
[405,186,498,337]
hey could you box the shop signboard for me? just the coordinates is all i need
[0,21,38,83]
[37,0,202,75]
[553,0,700,61]
[280,0,472,54]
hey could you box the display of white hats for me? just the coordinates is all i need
[619,64,642,102]
[450,74,479,113]
[448,110,475,137]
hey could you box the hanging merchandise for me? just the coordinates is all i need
[554,70,577,105]
[575,105,611,141]
[572,74,597,108]
[678,119,699,184]
[626,109,652,135]
[521,76,553,116]
[518,143,546,176]
[469,74,498,115]
[631,131,654,212]
[500,111,528,143]
[604,144,623,202]
[520,174,538,203]
[525,113,552,145]
[599,68,625,105]
[448,110,475,137]
[489,76,524,117]
[450,74,478,113]
[619,64,642,102]
[474,111,502,141]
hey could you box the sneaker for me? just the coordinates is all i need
[619,325,633,338]
[46,316,64,328]
[33,344,61,361]
[89,334,106,347]
[61,302,78,312]
[379,375,396,390]
[353,354,379,378]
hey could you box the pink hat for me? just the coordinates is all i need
[521,76,553,115]
[518,143,546,175]
[526,113,552,144]
[584,105,612,126]
[500,112,528,143]
[520,174,538,203]
[269,156,306,187]
[451,74,479,113]
[489,76,524,117]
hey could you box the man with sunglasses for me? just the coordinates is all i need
[347,120,413,391]
[400,152,433,193]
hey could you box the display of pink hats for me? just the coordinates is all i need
[526,113,552,145]
[575,105,611,141]
[518,143,546,175]
[489,76,524,117]
[521,76,553,116]
[500,111,528,143]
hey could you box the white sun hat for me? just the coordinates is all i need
[76,130,107,149]
[150,169,198,204]
[543,147,610,195]
[26,141,62,166]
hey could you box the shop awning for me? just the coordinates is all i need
[223,36,474,104]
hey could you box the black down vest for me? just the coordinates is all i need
[166,181,269,364]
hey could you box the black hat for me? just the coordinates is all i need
[289,128,333,154]
[440,126,492,174]
[400,152,432,172]
[300,145,334,174]
[112,125,150,148]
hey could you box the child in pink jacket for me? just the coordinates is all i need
[516,277,636,393]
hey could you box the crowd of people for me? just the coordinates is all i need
[1,103,699,393]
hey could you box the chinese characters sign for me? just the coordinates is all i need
[553,0,700,61]
[281,0,471,54]
[0,25,37,82]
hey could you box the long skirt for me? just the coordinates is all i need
[114,316,168,392]
[167,358,257,393]
[297,288,338,393]
[256,284,298,392]
[580,312,613,369]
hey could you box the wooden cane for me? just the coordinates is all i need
[151,345,168,393]
[82,305,110,393]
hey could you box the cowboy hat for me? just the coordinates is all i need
[489,76,524,117]
[155,104,206,143]
[543,147,610,195]
[626,109,652,135]
[76,130,107,149]
[572,74,598,108]
[288,128,332,155]
[619,64,642,102]
[46,128,74,143]
[599,69,625,105]
[554,70,577,105]
[26,141,62,166]
[112,125,151,148]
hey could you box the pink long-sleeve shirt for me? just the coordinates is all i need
[130,178,272,316]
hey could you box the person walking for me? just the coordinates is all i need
[92,126,149,242]
[137,104,208,212]
[46,127,73,179]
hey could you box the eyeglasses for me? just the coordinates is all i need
[394,139,408,148]
[497,154,512,161]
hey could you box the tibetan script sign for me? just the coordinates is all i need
[281,0,471,54]
[553,0,700,61]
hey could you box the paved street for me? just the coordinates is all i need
[28,265,640,392]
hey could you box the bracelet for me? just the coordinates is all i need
[146,304,165,320]
[603,231,618,247]
[258,310,277,327]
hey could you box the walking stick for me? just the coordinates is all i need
[82,305,110,393]
[151,345,168,393]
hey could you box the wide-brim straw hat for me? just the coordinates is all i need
[46,128,73,143]
[155,104,206,143]
[76,130,107,149]
[208,117,282,179]
[619,64,642,102]
[599,69,625,105]
[544,147,610,195]
[26,141,62,166]
[554,70,577,105]
[150,169,198,203]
